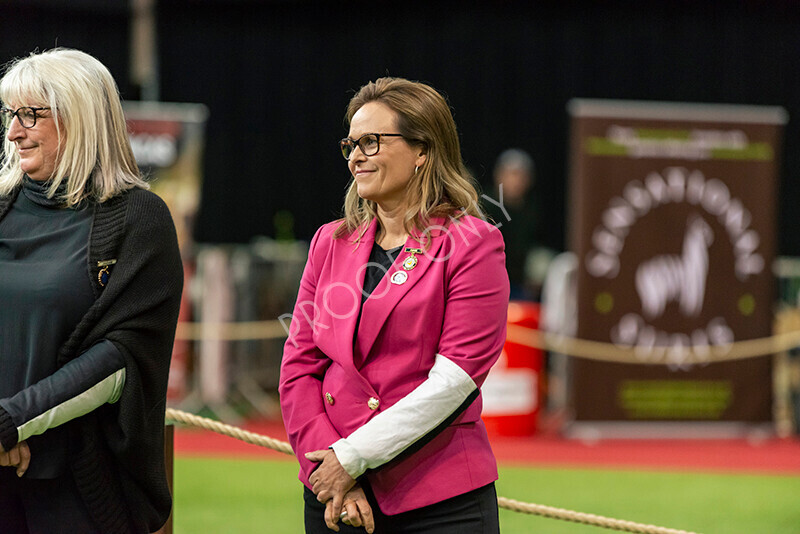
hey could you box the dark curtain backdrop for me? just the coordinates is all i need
[1,1,799,254]
[0,1,131,96]
[156,0,800,254]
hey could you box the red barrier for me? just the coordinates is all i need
[482,301,544,437]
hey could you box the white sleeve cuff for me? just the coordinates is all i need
[17,368,126,443]
[330,353,477,479]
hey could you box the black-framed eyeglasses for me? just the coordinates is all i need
[0,106,51,129]
[339,133,404,160]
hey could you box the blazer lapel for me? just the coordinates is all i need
[327,220,377,375]
[354,221,448,366]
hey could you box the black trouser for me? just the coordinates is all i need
[0,467,101,534]
[304,480,500,534]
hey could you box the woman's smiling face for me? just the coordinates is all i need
[347,101,425,210]
[4,103,62,181]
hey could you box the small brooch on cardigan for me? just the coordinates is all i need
[97,259,118,287]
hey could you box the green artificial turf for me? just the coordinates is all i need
[172,456,800,534]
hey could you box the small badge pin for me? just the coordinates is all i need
[402,247,423,271]
[390,271,408,285]
[97,259,117,287]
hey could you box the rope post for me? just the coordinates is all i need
[153,424,174,534]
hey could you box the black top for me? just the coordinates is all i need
[0,176,95,477]
[362,243,403,300]
[354,243,401,344]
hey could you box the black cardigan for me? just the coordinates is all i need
[0,185,183,533]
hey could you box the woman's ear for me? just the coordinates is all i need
[415,152,427,168]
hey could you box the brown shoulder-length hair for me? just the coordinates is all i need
[334,77,480,241]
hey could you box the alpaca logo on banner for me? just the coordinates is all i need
[584,167,764,369]
[636,215,713,319]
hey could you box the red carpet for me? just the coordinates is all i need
[488,434,800,476]
[173,420,292,461]
[172,418,800,476]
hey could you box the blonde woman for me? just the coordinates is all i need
[280,77,509,533]
[0,48,182,533]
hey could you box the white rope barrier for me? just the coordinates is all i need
[174,320,799,365]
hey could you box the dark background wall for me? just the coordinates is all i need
[0,1,131,94]
[2,0,799,254]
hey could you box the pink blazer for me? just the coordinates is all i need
[279,214,509,514]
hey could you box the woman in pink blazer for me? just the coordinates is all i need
[279,77,509,534]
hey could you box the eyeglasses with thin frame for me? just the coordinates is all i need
[339,132,404,160]
[0,106,51,129]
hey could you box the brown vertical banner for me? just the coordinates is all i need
[567,99,786,435]
[124,102,209,405]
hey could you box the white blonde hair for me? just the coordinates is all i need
[0,48,147,204]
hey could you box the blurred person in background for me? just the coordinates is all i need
[280,77,509,533]
[484,148,542,300]
[0,48,183,534]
